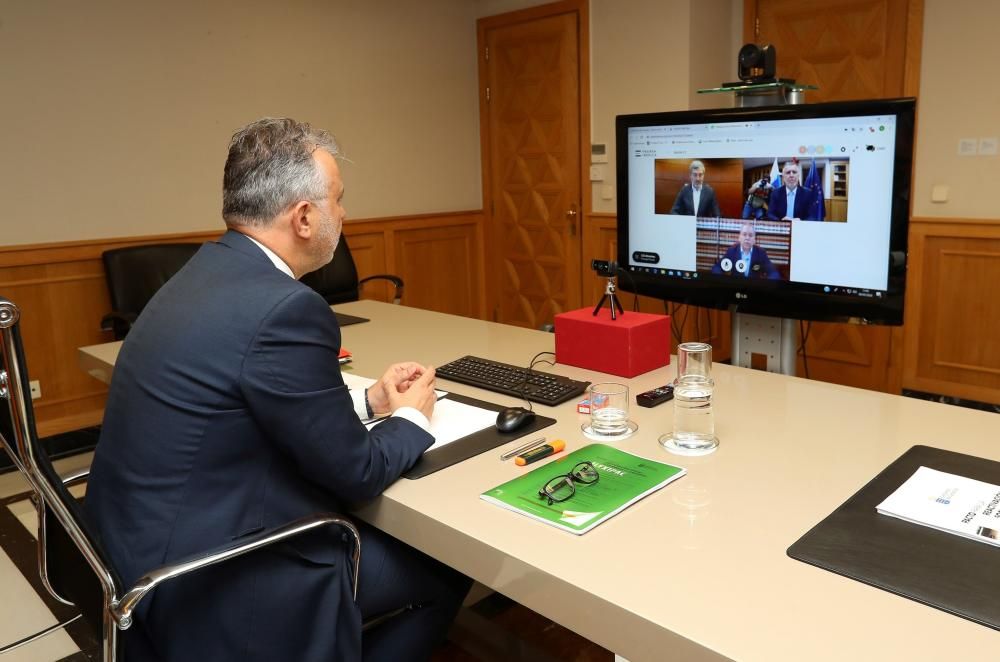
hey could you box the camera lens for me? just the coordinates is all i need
[738,43,762,68]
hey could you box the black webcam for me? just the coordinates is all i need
[737,43,777,83]
[591,259,618,278]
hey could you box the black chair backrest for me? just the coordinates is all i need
[102,243,201,315]
[0,297,120,634]
[299,236,360,305]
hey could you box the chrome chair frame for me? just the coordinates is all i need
[0,297,361,661]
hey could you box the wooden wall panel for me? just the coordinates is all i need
[393,222,483,319]
[0,211,485,436]
[0,234,224,437]
[344,232,390,302]
[902,219,1000,403]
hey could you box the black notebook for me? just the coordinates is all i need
[788,445,1000,630]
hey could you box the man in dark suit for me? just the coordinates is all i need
[669,159,722,217]
[85,118,471,661]
[767,160,818,221]
[711,222,780,280]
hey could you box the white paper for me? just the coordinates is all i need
[423,399,498,451]
[362,397,497,451]
[344,372,484,451]
[876,466,1000,548]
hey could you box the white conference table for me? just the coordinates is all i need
[79,300,1000,661]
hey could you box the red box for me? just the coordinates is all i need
[554,307,671,378]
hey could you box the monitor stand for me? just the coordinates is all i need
[730,313,798,376]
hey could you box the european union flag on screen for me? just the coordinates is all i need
[805,158,825,221]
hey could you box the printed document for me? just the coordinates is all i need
[876,466,1000,548]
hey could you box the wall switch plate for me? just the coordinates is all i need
[959,138,978,156]
[591,143,608,163]
[29,380,41,400]
[589,165,605,181]
[931,185,949,203]
[979,137,998,156]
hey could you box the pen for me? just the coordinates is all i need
[515,439,566,466]
[500,436,547,461]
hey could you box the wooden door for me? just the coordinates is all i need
[746,0,923,392]
[479,2,585,329]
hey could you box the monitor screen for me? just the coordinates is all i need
[615,98,916,324]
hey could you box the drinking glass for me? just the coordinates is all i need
[587,382,631,437]
[660,342,719,455]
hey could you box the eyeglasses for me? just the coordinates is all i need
[537,461,600,505]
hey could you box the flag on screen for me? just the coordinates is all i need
[804,158,825,221]
[770,158,781,188]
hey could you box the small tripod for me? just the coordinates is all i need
[593,275,625,320]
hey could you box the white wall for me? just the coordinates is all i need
[590,0,735,212]
[0,0,483,246]
[911,1,1000,219]
[4,0,992,248]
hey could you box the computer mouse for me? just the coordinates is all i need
[495,406,535,433]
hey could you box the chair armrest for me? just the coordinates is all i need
[358,274,404,304]
[59,467,90,488]
[100,312,137,339]
[110,513,360,629]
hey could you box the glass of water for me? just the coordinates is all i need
[660,342,719,455]
[587,382,632,438]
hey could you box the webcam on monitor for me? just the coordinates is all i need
[737,43,777,84]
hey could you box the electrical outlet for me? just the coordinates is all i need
[29,380,41,400]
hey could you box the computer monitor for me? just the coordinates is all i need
[615,98,916,325]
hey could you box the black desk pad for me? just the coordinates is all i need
[335,312,369,327]
[787,445,1000,630]
[404,393,556,480]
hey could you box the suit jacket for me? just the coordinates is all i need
[767,185,818,221]
[85,230,433,661]
[711,244,781,280]
[670,183,721,217]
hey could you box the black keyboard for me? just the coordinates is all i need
[436,355,590,406]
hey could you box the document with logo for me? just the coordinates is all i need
[481,443,685,535]
[876,466,1000,548]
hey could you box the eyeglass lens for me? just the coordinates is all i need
[538,462,600,505]
[541,476,576,504]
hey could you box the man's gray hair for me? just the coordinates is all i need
[689,160,705,172]
[782,161,801,174]
[222,118,340,228]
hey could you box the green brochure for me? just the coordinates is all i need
[481,443,686,535]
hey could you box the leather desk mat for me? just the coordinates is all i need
[787,445,1000,630]
[404,392,555,480]
[335,312,369,327]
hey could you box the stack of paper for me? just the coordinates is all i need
[876,466,1000,547]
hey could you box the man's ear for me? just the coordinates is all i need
[288,200,313,239]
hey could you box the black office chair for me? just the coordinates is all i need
[0,296,361,660]
[100,243,202,339]
[300,236,404,305]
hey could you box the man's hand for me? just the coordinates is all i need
[387,366,437,420]
[366,362,425,415]
[366,361,434,415]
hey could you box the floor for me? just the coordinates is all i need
[0,452,612,661]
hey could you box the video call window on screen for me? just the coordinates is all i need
[653,156,850,223]
[616,99,916,324]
